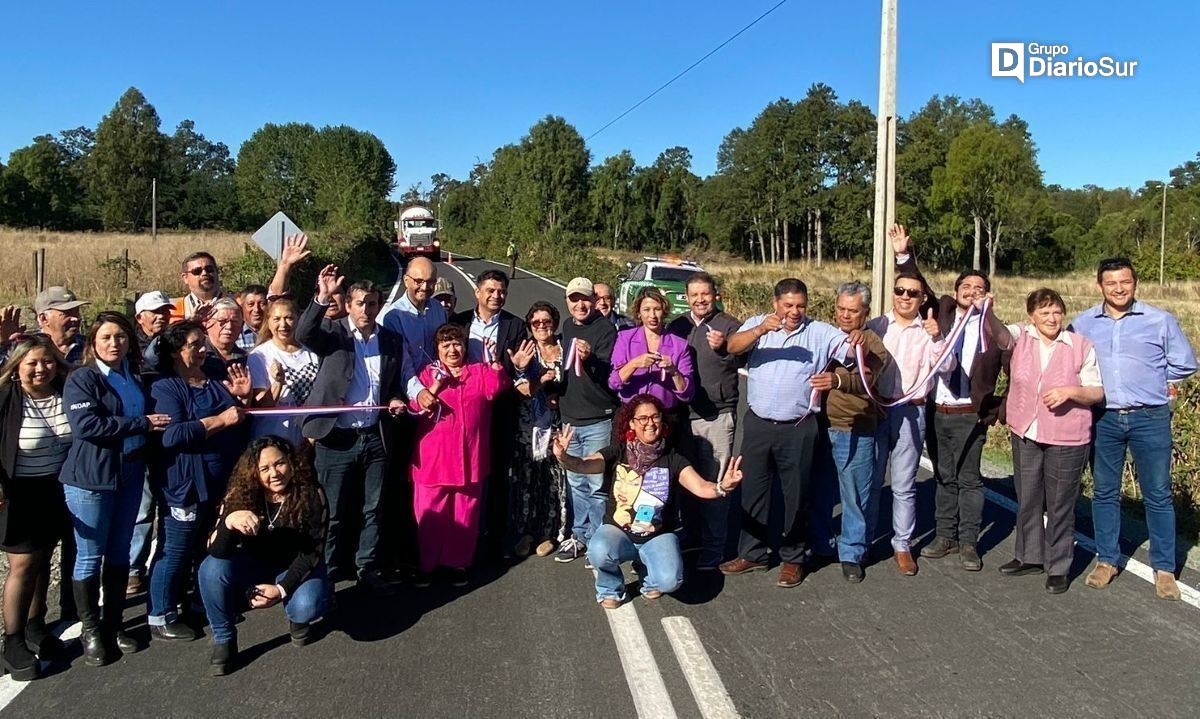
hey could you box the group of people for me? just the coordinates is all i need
[0,224,1195,683]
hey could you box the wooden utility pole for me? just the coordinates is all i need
[1160,181,1167,285]
[152,177,158,240]
[870,0,898,317]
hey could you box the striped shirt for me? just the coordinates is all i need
[15,394,73,478]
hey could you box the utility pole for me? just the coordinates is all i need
[870,0,898,317]
[152,177,158,241]
[1160,181,1167,286]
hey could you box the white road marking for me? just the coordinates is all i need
[385,250,405,306]
[442,252,477,287]
[0,621,79,706]
[464,254,568,289]
[661,617,740,719]
[917,455,1200,608]
[605,602,679,719]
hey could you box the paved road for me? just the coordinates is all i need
[4,253,1200,718]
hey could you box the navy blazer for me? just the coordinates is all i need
[295,299,405,448]
[60,364,152,491]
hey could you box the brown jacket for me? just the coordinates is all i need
[823,329,889,433]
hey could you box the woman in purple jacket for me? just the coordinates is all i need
[610,288,694,441]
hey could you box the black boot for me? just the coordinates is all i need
[24,616,65,660]
[209,639,237,677]
[289,621,311,647]
[102,565,141,655]
[72,575,108,667]
[3,633,41,681]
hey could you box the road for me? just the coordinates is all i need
[3,253,1200,718]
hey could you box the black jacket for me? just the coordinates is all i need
[295,299,405,448]
[60,363,152,491]
[450,308,525,379]
[559,311,619,426]
[666,311,743,420]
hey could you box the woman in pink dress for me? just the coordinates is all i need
[409,323,509,587]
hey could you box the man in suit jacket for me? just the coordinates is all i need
[450,269,534,560]
[894,237,1012,572]
[297,264,407,591]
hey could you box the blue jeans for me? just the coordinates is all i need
[148,502,214,622]
[1092,405,1176,571]
[63,460,146,580]
[128,474,155,575]
[564,420,611,545]
[198,555,329,644]
[828,429,881,564]
[871,403,927,551]
[586,524,682,602]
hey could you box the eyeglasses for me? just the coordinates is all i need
[529,319,554,328]
[210,318,237,327]
[187,265,218,276]
[405,275,435,286]
[631,414,662,426]
[893,287,922,299]
[595,295,614,302]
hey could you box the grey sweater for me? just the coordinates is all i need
[666,311,743,420]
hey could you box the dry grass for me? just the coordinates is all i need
[0,228,251,318]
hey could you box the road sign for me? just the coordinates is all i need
[251,212,303,261]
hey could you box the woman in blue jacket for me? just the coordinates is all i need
[147,321,249,643]
[61,312,172,667]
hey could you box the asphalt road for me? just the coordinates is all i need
[4,253,1200,718]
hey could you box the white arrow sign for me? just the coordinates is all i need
[251,212,303,261]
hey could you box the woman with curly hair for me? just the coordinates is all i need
[552,394,744,609]
[198,435,329,676]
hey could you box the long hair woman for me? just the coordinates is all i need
[199,435,329,676]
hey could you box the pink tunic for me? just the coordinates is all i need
[409,362,509,488]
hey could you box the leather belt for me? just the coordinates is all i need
[1114,404,1165,415]
[935,403,977,415]
[751,411,806,425]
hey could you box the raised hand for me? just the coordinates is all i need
[280,233,311,268]
[552,424,575,459]
[269,359,286,385]
[922,308,941,339]
[316,264,344,301]
[706,327,726,351]
[508,339,536,371]
[888,223,910,255]
[0,305,26,341]
[722,455,744,491]
[759,314,783,333]
[224,363,253,399]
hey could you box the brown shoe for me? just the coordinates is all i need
[600,598,621,610]
[894,551,918,576]
[535,540,557,558]
[1085,562,1118,589]
[126,575,144,597]
[777,562,805,588]
[1155,571,1181,601]
[642,589,663,601]
[719,557,768,575]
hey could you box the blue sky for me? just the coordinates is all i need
[1,1,1194,198]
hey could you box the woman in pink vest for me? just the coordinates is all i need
[409,323,509,588]
[1000,288,1103,594]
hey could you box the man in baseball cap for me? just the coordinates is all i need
[34,286,89,364]
[134,290,173,348]
[432,277,457,316]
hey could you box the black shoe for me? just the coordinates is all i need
[357,568,395,594]
[209,641,237,677]
[1045,575,1069,594]
[113,630,142,655]
[3,634,41,681]
[960,543,982,572]
[920,537,959,559]
[289,621,311,647]
[840,562,864,583]
[998,559,1044,576]
[449,568,469,588]
[25,617,65,660]
[151,620,197,642]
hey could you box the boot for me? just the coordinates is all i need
[3,633,41,681]
[24,616,65,660]
[102,565,141,656]
[72,575,109,667]
[209,639,237,677]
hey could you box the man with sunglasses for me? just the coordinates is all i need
[866,225,946,576]
[171,252,234,322]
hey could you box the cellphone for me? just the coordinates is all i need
[245,586,263,602]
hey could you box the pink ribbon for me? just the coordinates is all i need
[563,339,583,377]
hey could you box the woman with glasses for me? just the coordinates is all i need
[146,321,249,644]
[408,323,509,587]
[609,288,694,441]
[61,313,172,666]
[553,394,744,608]
[0,336,73,679]
[509,301,569,558]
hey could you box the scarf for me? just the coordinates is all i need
[624,437,666,476]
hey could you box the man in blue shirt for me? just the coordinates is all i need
[719,278,849,589]
[1070,257,1197,601]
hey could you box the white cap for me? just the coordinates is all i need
[135,291,172,314]
[565,277,594,298]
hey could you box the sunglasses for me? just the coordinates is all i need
[529,319,554,328]
[892,287,922,299]
[187,265,218,276]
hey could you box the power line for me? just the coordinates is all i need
[585,0,792,142]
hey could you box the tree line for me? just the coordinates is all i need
[3,85,1198,278]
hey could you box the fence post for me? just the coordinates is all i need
[35,247,46,293]
[121,248,129,289]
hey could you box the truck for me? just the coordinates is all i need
[395,205,442,262]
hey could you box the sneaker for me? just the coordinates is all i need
[449,568,469,588]
[412,573,433,589]
[584,558,594,570]
[554,538,585,563]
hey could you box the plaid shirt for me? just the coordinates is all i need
[236,325,258,351]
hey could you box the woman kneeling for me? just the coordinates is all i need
[199,435,329,675]
[552,394,743,608]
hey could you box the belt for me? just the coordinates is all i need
[1114,404,1166,415]
[935,403,977,415]
[751,410,808,425]
[908,398,926,407]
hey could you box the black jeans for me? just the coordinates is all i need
[315,428,387,576]
[928,411,987,544]
[736,412,819,565]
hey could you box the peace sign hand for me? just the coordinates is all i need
[722,455,744,492]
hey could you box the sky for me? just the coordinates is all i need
[1,1,1195,199]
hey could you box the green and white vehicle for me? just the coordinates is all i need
[616,257,721,318]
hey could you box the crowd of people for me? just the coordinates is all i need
[0,225,1195,682]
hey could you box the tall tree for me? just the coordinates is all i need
[84,87,167,230]
[589,150,636,249]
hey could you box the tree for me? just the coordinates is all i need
[520,116,590,234]
[84,87,167,230]
[162,120,241,229]
[589,151,636,249]
[235,122,319,225]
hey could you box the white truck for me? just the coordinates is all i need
[396,205,442,262]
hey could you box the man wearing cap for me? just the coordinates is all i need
[432,277,457,317]
[171,251,234,321]
[34,286,89,365]
[134,291,173,349]
[555,277,619,563]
